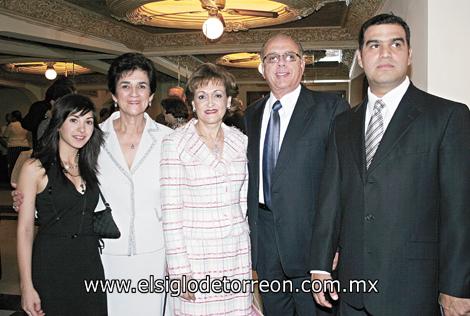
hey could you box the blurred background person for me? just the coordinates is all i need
[36,82,75,143]
[22,77,75,150]
[156,85,189,126]
[223,97,245,132]
[167,85,186,102]
[161,63,252,315]
[160,97,190,129]
[0,112,12,136]
[4,110,30,179]
[99,107,111,123]
[0,112,13,182]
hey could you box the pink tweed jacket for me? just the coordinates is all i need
[160,120,249,278]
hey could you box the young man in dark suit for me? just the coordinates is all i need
[244,34,349,315]
[311,14,470,316]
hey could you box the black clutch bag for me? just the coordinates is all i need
[93,189,121,239]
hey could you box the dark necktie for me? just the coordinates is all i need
[365,99,386,169]
[263,100,282,208]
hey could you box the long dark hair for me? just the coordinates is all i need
[33,94,104,187]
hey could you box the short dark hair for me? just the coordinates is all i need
[10,110,22,121]
[185,63,238,106]
[359,13,411,49]
[34,94,104,187]
[45,78,75,102]
[107,53,157,95]
[161,97,189,120]
[45,84,74,103]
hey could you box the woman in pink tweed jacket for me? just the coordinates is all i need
[161,63,253,315]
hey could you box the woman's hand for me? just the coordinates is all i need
[180,275,196,302]
[21,286,45,316]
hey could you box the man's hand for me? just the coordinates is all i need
[439,293,470,316]
[11,183,24,212]
[332,251,339,271]
[311,273,338,308]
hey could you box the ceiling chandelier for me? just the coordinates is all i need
[107,0,350,40]
[216,52,315,68]
[4,62,91,79]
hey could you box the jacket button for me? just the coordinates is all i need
[364,214,375,222]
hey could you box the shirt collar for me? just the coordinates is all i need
[267,84,302,112]
[367,76,410,110]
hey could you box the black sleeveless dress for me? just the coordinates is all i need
[32,164,107,315]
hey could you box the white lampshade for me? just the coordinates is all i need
[202,16,224,40]
[45,65,57,80]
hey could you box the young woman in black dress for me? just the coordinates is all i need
[16,94,106,316]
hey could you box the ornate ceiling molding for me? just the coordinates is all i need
[0,0,148,50]
[343,0,383,36]
[107,0,350,31]
[164,55,202,73]
[0,0,382,82]
[143,27,355,54]
[0,0,372,53]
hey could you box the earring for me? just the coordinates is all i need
[148,101,152,107]
[114,101,118,108]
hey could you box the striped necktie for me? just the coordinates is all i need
[365,99,386,169]
[262,100,282,208]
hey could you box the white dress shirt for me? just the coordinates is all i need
[364,76,410,135]
[259,85,302,203]
[311,77,411,276]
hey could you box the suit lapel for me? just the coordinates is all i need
[247,97,268,190]
[349,101,367,182]
[130,123,158,174]
[367,84,423,173]
[272,86,315,183]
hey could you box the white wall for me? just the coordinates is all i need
[380,0,428,91]
[380,0,470,107]
[427,1,470,106]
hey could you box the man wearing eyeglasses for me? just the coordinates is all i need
[244,34,349,315]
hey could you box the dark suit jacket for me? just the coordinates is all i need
[22,99,50,150]
[310,83,470,315]
[245,85,348,277]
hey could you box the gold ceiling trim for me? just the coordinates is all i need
[4,62,91,76]
[216,52,315,68]
[107,0,347,32]
[0,0,382,53]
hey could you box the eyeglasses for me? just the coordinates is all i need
[263,52,302,64]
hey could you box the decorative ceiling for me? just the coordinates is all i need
[0,0,383,86]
